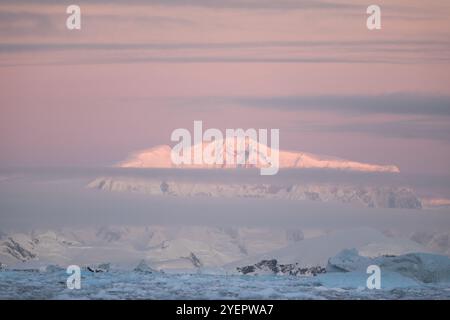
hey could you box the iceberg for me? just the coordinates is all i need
[327,249,450,284]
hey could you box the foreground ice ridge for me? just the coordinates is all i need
[134,259,158,273]
[2,249,450,300]
[87,177,422,209]
[2,270,450,299]
[235,250,450,284]
[328,249,450,284]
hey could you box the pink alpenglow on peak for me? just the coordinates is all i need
[118,141,400,173]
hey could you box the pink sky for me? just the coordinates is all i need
[0,0,450,174]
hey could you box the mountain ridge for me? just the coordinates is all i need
[119,140,400,173]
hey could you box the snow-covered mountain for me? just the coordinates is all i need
[1,226,447,272]
[87,177,422,209]
[119,139,400,173]
[0,226,302,269]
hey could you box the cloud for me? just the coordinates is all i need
[0,56,434,68]
[0,11,56,35]
[2,39,449,52]
[291,119,450,141]
[1,39,449,66]
[0,8,195,37]
[219,93,450,141]
[226,93,450,116]
[0,0,356,11]
[168,93,450,141]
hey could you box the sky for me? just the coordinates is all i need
[0,0,450,175]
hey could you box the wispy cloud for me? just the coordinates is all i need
[167,93,450,117]
[0,0,357,11]
[0,11,56,36]
[2,39,450,52]
[1,40,449,66]
[223,93,450,116]
[288,118,450,141]
[1,1,449,66]
[0,8,194,36]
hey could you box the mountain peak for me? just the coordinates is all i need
[118,141,400,173]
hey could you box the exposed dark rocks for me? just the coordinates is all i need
[86,263,110,273]
[237,259,326,276]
